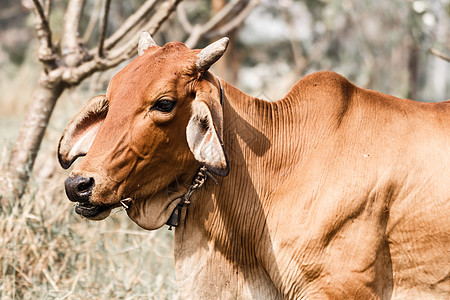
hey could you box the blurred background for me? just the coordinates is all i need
[0,0,449,298]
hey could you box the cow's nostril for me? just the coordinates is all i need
[77,177,94,192]
[65,176,95,203]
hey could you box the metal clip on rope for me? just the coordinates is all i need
[166,166,217,230]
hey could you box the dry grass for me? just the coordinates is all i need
[0,157,179,299]
[0,51,179,299]
[0,154,179,299]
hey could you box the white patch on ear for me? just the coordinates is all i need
[66,122,102,162]
[58,95,108,169]
[186,101,229,176]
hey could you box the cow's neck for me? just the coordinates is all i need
[173,80,319,297]
[218,81,307,205]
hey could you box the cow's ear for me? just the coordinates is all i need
[186,99,229,177]
[58,95,108,169]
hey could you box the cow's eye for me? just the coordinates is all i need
[152,99,176,112]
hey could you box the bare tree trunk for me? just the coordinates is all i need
[8,75,65,196]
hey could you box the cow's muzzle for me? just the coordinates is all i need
[65,175,94,203]
[65,175,113,219]
[74,202,111,219]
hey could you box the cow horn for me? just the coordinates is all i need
[195,37,229,72]
[138,31,157,56]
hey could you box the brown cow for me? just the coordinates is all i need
[58,32,450,299]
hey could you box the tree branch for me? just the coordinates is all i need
[107,0,182,62]
[201,0,244,34]
[98,0,111,57]
[146,0,183,37]
[82,0,102,43]
[32,0,56,67]
[184,0,241,48]
[61,0,86,67]
[63,0,182,86]
[183,0,256,48]
[103,0,159,51]
[44,0,52,19]
[208,0,257,37]
[59,56,126,85]
[430,48,450,63]
[176,3,193,33]
[32,0,50,46]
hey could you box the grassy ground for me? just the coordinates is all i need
[0,184,179,299]
[0,50,179,299]
[0,153,179,299]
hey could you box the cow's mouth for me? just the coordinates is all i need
[75,202,113,219]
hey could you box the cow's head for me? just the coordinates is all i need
[58,32,229,230]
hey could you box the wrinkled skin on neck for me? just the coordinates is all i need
[70,42,221,229]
